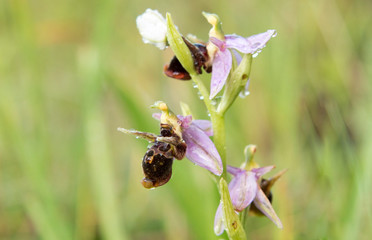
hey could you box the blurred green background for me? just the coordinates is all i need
[1,0,371,239]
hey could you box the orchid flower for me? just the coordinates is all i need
[153,111,222,176]
[118,101,222,188]
[208,30,277,99]
[214,165,282,235]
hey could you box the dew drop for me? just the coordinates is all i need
[199,95,204,100]
[192,83,198,89]
[239,90,250,98]
[272,31,278,38]
[252,49,262,58]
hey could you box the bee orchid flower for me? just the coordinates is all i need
[118,101,222,189]
[208,30,277,99]
[152,104,222,176]
[214,165,282,235]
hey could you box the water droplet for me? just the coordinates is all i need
[199,95,204,100]
[136,136,140,139]
[239,90,250,98]
[192,83,198,88]
[272,31,277,38]
[252,49,262,58]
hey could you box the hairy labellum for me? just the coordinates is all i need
[160,123,187,160]
[141,122,187,188]
[164,37,211,80]
[142,142,174,189]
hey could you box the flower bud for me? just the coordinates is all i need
[136,9,168,50]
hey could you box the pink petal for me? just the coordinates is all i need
[178,115,192,128]
[245,29,276,54]
[229,171,257,211]
[253,188,283,229]
[209,48,232,99]
[191,120,213,136]
[226,165,244,176]
[182,124,223,175]
[214,203,225,236]
[209,37,225,49]
[251,165,275,178]
[226,30,276,54]
[225,34,250,52]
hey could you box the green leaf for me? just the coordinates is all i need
[166,13,195,75]
[219,178,247,240]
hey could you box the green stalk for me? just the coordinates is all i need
[190,74,227,180]
[190,74,216,114]
[211,112,227,180]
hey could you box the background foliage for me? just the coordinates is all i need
[1,0,371,239]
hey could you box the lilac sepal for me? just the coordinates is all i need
[229,171,257,211]
[178,115,213,136]
[209,37,225,49]
[225,30,276,54]
[226,165,244,176]
[210,46,232,99]
[253,187,283,229]
[251,165,275,177]
[214,203,241,236]
[191,120,213,136]
[214,203,224,235]
[244,29,276,53]
[225,34,250,51]
[182,124,222,176]
[179,115,192,128]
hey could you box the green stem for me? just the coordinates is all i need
[211,112,227,180]
[190,74,215,114]
[190,74,227,180]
